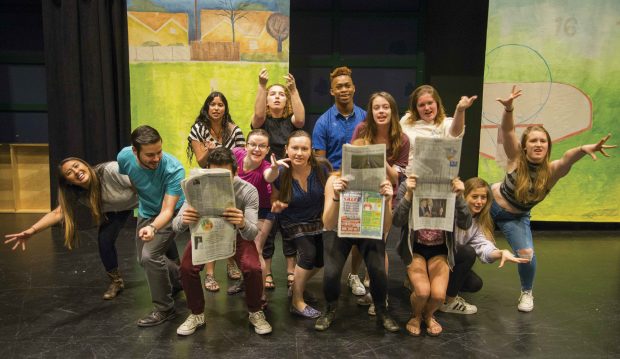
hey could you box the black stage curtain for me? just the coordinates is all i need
[41,0,131,205]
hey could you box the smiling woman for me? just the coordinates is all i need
[3,158,138,300]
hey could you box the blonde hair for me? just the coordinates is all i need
[404,85,447,126]
[514,126,552,204]
[265,84,293,118]
[464,177,494,243]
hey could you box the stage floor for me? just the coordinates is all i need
[1,213,618,358]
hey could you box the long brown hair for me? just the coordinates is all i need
[57,158,103,249]
[265,84,293,118]
[464,177,494,242]
[357,92,403,162]
[278,130,332,203]
[514,126,552,203]
[404,85,447,126]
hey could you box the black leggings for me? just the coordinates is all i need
[322,231,388,313]
[446,244,483,297]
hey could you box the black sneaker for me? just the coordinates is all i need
[314,309,336,331]
[137,308,176,327]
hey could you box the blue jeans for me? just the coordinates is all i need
[98,210,132,272]
[491,201,536,291]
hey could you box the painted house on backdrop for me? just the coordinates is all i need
[127,11,191,61]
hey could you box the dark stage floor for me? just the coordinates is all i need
[0,213,618,358]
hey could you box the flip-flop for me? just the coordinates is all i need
[265,273,276,290]
[406,317,422,337]
[425,316,443,337]
[204,274,220,292]
[287,272,295,287]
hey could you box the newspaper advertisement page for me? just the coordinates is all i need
[182,168,237,265]
[409,137,462,231]
[337,191,385,240]
[337,144,386,239]
[340,144,386,191]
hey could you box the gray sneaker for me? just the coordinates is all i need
[249,311,272,334]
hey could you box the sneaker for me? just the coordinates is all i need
[348,274,366,296]
[249,311,272,334]
[137,308,176,327]
[439,296,478,314]
[368,303,376,316]
[356,292,373,306]
[176,313,205,336]
[518,290,534,312]
[363,276,370,288]
[314,306,336,331]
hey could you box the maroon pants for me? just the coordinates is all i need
[180,235,263,313]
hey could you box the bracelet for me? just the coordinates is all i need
[147,224,158,234]
[332,196,340,202]
[505,106,514,113]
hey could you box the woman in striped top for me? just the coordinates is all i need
[187,91,245,169]
[186,91,246,291]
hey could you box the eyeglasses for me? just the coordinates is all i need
[247,143,268,150]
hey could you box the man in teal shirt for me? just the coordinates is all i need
[117,125,185,327]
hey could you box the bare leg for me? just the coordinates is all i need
[291,266,319,311]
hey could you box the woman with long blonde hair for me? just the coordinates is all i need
[491,86,615,312]
[4,158,138,300]
[440,177,528,316]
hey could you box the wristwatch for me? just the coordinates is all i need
[147,224,158,234]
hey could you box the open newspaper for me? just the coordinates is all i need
[182,168,236,265]
[337,144,386,239]
[409,137,462,231]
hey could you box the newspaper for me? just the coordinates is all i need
[409,137,462,231]
[182,168,236,265]
[337,144,387,239]
[340,143,386,191]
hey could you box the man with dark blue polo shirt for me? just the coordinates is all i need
[312,66,366,170]
[117,125,185,327]
[312,67,368,298]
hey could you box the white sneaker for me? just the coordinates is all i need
[348,274,366,296]
[439,296,478,314]
[518,290,534,312]
[177,313,205,336]
[249,310,272,334]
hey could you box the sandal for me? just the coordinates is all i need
[406,317,422,337]
[227,261,242,280]
[204,274,220,292]
[265,273,276,290]
[425,316,443,337]
[287,272,295,288]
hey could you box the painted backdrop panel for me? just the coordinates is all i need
[127,0,290,170]
[480,0,619,222]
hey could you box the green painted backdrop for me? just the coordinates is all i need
[481,0,619,222]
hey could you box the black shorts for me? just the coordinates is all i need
[412,240,447,261]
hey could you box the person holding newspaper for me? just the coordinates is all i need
[232,129,292,295]
[400,85,477,174]
[440,177,529,315]
[186,91,245,293]
[491,86,616,312]
[173,147,272,336]
[315,169,399,332]
[117,125,185,327]
[4,158,137,300]
[271,130,332,319]
[350,91,410,313]
[393,175,472,337]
